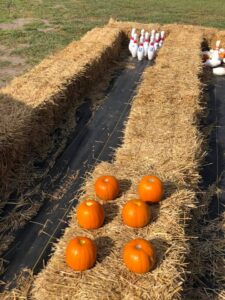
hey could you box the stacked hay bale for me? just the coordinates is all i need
[0,26,124,204]
[31,25,204,299]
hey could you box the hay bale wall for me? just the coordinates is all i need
[0,26,124,201]
[206,29,225,48]
[31,24,203,300]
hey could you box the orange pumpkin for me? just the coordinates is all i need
[137,175,164,203]
[123,238,155,273]
[94,175,120,201]
[65,236,97,271]
[77,199,105,229]
[122,199,151,228]
[219,52,225,59]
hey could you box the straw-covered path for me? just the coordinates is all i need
[31,25,203,299]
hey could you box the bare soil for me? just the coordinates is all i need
[0,18,35,30]
[0,45,28,87]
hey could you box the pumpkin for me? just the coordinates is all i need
[123,238,155,273]
[77,199,105,229]
[219,52,225,59]
[94,175,120,201]
[65,236,97,271]
[137,175,164,203]
[122,199,151,228]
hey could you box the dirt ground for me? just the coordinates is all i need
[0,44,28,87]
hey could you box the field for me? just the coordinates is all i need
[0,0,225,86]
[0,1,225,300]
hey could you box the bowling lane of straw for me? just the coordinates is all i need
[99,21,225,300]
[32,24,204,300]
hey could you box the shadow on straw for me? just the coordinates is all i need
[162,180,177,200]
[150,238,170,270]
[95,236,115,263]
[118,179,132,195]
[103,202,119,225]
[149,203,160,223]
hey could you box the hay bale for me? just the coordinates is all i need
[183,189,225,299]
[209,30,225,48]
[31,24,204,299]
[0,26,124,201]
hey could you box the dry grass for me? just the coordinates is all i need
[209,30,225,48]
[183,211,225,299]
[182,173,225,298]
[0,25,124,202]
[30,23,204,299]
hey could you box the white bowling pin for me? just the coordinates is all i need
[154,42,159,51]
[151,29,156,36]
[213,67,225,76]
[148,44,155,61]
[131,28,136,38]
[212,49,220,61]
[129,36,134,54]
[150,29,155,42]
[202,50,211,57]
[149,36,154,45]
[204,59,221,67]
[155,32,160,43]
[159,31,165,47]
[216,40,221,50]
[141,28,145,37]
[161,31,165,41]
[131,33,138,58]
[129,28,136,53]
[143,32,149,57]
[137,36,144,61]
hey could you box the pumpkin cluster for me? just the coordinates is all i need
[65,174,164,274]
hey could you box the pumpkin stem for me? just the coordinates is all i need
[86,201,93,206]
[79,239,86,245]
[148,178,154,183]
[135,244,142,250]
